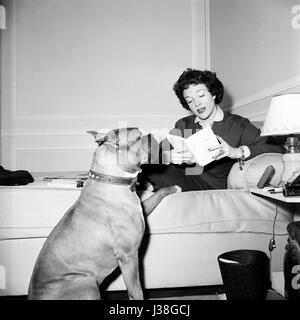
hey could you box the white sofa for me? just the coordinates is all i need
[0,153,296,296]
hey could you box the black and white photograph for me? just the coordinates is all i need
[0,0,300,310]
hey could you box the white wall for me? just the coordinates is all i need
[210,0,300,120]
[0,0,3,162]
[1,0,209,171]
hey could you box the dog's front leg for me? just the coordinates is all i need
[116,252,144,300]
[139,185,182,216]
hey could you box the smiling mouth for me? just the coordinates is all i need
[197,107,206,114]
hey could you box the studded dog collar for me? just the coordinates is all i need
[88,170,137,192]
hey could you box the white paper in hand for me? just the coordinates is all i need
[167,127,220,166]
[185,127,220,166]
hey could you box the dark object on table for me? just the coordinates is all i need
[284,221,300,300]
[218,249,270,300]
[0,165,34,186]
[283,172,300,196]
[257,165,275,189]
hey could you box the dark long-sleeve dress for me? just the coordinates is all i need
[139,111,285,191]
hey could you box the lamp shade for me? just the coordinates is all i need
[261,93,300,136]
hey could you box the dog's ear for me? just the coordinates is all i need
[86,131,108,145]
[86,130,98,139]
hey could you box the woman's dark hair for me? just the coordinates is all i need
[173,69,224,110]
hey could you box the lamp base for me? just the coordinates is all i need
[282,153,300,183]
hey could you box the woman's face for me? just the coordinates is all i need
[183,83,216,120]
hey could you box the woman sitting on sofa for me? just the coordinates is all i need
[139,68,285,192]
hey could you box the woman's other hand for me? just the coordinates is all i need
[209,135,243,161]
[170,150,196,165]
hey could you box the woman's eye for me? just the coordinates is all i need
[187,100,192,104]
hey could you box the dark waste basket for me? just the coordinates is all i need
[217,249,270,300]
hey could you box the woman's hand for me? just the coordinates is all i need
[209,135,243,161]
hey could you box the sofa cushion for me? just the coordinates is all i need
[146,189,293,235]
[0,182,80,239]
[227,153,284,189]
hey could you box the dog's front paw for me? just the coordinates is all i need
[141,185,182,216]
[173,185,182,193]
[162,185,182,196]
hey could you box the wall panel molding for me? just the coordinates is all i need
[4,0,203,124]
[16,147,94,172]
[1,131,96,170]
[0,113,188,136]
[204,0,211,70]
[191,0,209,69]
[1,0,207,171]
[230,76,300,121]
[231,75,300,112]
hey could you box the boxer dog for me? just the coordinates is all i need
[28,127,180,300]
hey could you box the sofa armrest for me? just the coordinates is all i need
[227,153,284,190]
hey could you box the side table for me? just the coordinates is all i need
[250,188,300,204]
[250,188,300,298]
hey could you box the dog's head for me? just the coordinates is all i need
[87,127,159,174]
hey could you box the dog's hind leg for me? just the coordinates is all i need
[54,277,101,300]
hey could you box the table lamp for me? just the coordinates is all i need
[261,93,300,183]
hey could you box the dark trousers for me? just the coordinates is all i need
[138,164,216,192]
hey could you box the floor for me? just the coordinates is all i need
[0,286,285,300]
[101,286,285,300]
[152,290,285,300]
